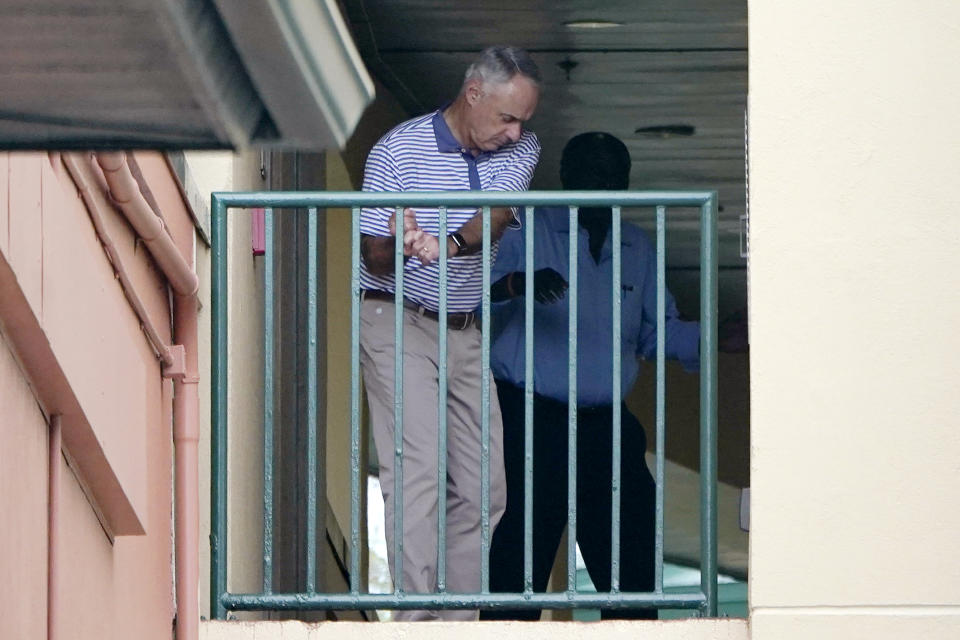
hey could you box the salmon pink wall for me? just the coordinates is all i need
[0,335,49,640]
[0,151,195,639]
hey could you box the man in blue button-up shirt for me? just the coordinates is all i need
[481,132,700,620]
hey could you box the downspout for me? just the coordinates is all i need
[61,155,178,370]
[48,414,62,640]
[171,292,200,640]
[95,152,200,640]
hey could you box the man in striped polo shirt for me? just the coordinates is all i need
[358,46,541,620]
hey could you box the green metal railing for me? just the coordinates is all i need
[210,190,718,618]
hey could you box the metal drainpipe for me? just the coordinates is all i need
[96,153,199,297]
[95,153,200,640]
[173,294,200,640]
[48,414,62,640]
[61,154,178,370]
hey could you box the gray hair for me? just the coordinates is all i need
[463,46,541,89]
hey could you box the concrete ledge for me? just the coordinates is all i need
[202,619,749,640]
[751,608,960,640]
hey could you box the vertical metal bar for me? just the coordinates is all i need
[655,205,667,593]
[610,205,622,593]
[566,205,578,592]
[523,205,535,594]
[480,205,492,593]
[262,207,275,594]
[437,206,449,593]
[393,206,405,593]
[306,207,319,594]
[699,195,719,616]
[349,206,362,594]
[210,194,228,619]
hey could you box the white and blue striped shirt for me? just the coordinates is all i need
[359,109,540,312]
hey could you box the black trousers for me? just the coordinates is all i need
[480,380,657,620]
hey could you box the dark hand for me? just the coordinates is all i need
[520,268,568,304]
[491,267,568,303]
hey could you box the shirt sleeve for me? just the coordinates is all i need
[360,142,402,237]
[492,222,525,284]
[489,217,527,341]
[634,230,701,372]
[486,131,541,229]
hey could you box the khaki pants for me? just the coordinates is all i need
[360,298,506,621]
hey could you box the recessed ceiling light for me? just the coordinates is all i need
[564,20,623,29]
[634,124,696,138]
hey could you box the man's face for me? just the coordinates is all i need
[464,75,539,152]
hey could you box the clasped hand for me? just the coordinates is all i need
[388,208,441,265]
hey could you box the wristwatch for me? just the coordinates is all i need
[449,232,466,255]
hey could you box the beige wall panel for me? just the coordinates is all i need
[42,157,152,526]
[752,610,960,640]
[56,456,115,640]
[8,153,43,318]
[750,0,960,610]
[0,336,49,640]
[185,150,237,620]
[0,153,8,254]
[325,151,356,543]
[202,619,748,640]
[225,188,265,601]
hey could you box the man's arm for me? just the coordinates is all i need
[449,207,515,255]
[362,206,519,274]
[361,236,402,276]
[634,230,700,370]
[360,208,421,276]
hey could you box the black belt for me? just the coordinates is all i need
[362,290,477,330]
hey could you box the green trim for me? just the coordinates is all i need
[209,190,719,615]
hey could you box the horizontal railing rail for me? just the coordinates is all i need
[210,190,718,619]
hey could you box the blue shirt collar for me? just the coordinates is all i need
[432,107,463,153]
[432,104,492,159]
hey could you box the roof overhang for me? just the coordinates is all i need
[0,0,375,150]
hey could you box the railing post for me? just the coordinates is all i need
[437,206,449,592]
[699,193,719,617]
[566,205,579,593]
[655,205,667,593]
[306,208,319,593]
[392,206,405,594]
[263,208,275,594]
[480,206,493,593]
[523,205,535,595]
[349,207,363,594]
[210,193,229,619]
[610,205,622,593]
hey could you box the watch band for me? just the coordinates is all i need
[449,231,466,254]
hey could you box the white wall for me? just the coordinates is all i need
[749,1,960,637]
